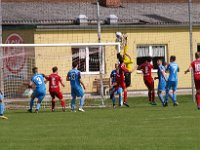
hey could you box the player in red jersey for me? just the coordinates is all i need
[110,54,133,107]
[185,52,200,110]
[46,66,65,112]
[137,57,156,105]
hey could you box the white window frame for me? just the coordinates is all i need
[136,44,167,73]
[72,46,105,75]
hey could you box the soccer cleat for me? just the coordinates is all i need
[78,108,85,112]
[113,104,116,109]
[71,109,76,112]
[164,102,168,107]
[151,101,157,105]
[123,102,129,107]
[27,109,32,113]
[35,109,39,113]
[0,115,8,120]
[51,109,55,112]
[173,102,179,106]
[62,107,66,112]
[197,107,200,110]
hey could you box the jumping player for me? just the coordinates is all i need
[28,67,46,113]
[46,66,65,112]
[165,56,179,106]
[185,52,200,109]
[0,91,8,120]
[154,59,167,106]
[137,57,156,105]
[110,54,132,107]
[67,62,86,112]
[110,64,123,108]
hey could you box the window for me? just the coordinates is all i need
[136,45,167,70]
[197,44,200,52]
[72,47,104,74]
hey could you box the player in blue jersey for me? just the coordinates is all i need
[165,56,179,106]
[28,67,46,113]
[67,62,86,112]
[154,59,167,106]
[110,64,123,108]
[0,91,8,120]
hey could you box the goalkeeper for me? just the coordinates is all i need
[0,91,8,120]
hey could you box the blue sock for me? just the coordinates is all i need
[36,103,41,110]
[71,97,76,110]
[112,96,116,105]
[119,94,122,105]
[0,103,5,115]
[80,96,85,109]
[173,94,177,103]
[158,93,165,105]
[165,90,169,103]
[29,98,34,110]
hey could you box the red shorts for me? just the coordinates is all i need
[144,78,154,90]
[117,81,126,90]
[194,79,200,90]
[50,91,63,100]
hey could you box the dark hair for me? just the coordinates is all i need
[52,66,58,73]
[195,52,200,59]
[170,55,176,62]
[145,57,152,62]
[118,54,124,64]
[72,61,78,68]
[32,67,38,74]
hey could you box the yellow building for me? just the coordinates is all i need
[1,1,200,97]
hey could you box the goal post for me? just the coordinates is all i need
[0,42,121,109]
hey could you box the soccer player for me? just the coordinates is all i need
[110,64,123,108]
[110,54,132,107]
[185,52,200,109]
[154,59,167,106]
[46,66,65,112]
[67,62,86,112]
[28,67,46,113]
[137,57,156,105]
[165,56,179,106]
[0,91,8,120]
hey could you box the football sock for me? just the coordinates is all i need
[80,96,85,109]
[152,91,155,102]
[112,96,116,105]
[71,97,76,110]
[196,93,200,107]
[61,100,65,108]
[0,103,5,115]
[173,94,177,103]
[148,91,151,102]
[124,91,127,103]
[52,101,55,110]
[119,94,122,105]
[36,103,41,110]
[29,98,34,110]
[158,93,165,104]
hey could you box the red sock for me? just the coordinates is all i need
[61,100,65,108]
[124,91,127,103]
[52,101,55,110]
[196,93,200,107]
[148,91,151,102]
[152,91,155,102]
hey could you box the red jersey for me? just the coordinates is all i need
[47,73,62,92]
[138,62,153,80]
[116,63,129,81]
[191,59,200,80]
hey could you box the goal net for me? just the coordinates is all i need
[0,43,120,109]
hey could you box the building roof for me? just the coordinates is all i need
[2,2,200,27]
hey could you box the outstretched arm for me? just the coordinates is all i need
[185,65,191,74]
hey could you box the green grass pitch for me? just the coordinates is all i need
[0,95,200,150]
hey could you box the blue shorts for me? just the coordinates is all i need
[71,87,84,98]
[158,81,166,91]
[33,90,46,101]
[112,87,122,95]
[166,81,178,91]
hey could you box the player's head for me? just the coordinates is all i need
[115,63,118,69]
[32,67,38,74]
[157,58,163,65]
[170,55,176,62]
[72,61,78,69]
[145,57,152,63]
[195,52,200,59]
[52,66,58,73]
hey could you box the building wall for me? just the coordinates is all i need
[34,27,200,94]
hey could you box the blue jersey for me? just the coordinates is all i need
[110,70,117,84]
[166,62,179,82]
[31,73,46,92]
[158,64,166,83]
[68,69,82,89]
